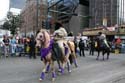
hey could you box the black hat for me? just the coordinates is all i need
[98,32,102,35]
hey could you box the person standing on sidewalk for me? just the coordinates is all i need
[10,36,16,56]
[89,37,95,56]
[79,38,85,57]
[3,35,10,57]
[29,35,36,59]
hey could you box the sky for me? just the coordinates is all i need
[10,8,21,15]
[0,0,9,21]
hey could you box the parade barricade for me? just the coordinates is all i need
[16,44,25,56]
[121,44,125,53]
[0,46,3,57]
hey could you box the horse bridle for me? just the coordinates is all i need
[40,31,46,45]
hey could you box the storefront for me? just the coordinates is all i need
[82,27,116,41]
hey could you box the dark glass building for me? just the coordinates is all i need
[48,0,125,35]
[89,0,125,28]
[48,0,89,35]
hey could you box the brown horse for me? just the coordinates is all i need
[95,37,111,60]
[36,29,78,81]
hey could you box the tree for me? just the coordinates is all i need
[2,21,11,30]
[2,12,21,35]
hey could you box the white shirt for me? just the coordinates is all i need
[54,27,67,37]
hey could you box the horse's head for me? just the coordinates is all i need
[36,29,50,47]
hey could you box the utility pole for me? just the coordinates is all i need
[36,0,39,34]
[111,0,113,26]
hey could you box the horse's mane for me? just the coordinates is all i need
[40,29,51,45]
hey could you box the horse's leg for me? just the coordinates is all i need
[96,50,100,60]
[59,47,66,74]
[71,52,78,68]
[102,50,105,61]
[67,58,71,73]
[57,60,62,72]
[45,62,50,73]
[50,60,56,82]
[39,59,49,81]
[39,52,52,81]
[61,53,71,74]
[107,49,110,60]
[60,60,65,74]
[65,46,72,73]
[58,41,72,74]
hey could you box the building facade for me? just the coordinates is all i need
[20,0,47,36]
[48,0,89,35]
[89,0,125,28]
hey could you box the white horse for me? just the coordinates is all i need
[36,29,56,81]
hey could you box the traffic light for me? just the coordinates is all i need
[42,21,45,28]
[42,20,52,29]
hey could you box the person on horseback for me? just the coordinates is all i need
[53,22,70,73]
[53,22,78,73]
[53,22,67,40]
[96,32,111,60]
[98,32,110,48]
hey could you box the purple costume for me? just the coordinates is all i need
[40,39,54,59]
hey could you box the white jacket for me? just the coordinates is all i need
[54,27,67,37]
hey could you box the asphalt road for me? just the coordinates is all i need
[0,51,125,83]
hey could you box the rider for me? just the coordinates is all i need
[53,22,67,40]
[98,32,110,48]
[53,22,70,73]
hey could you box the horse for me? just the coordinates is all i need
[36,29,78,81]
[53,33,78,71]
[94,37,111,60]
[36,29,56,81]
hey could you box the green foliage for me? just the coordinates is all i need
[2,12,21,35]
[2,21,11,30]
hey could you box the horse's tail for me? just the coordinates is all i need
[67,41,74,53]
[67,41,77,64]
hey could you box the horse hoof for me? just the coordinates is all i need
[58,69,61,72]
[75,64,78,68]
[52,78,55,82]
[39,78,43,82]
[68,70,72,73]
[45,71,48,73]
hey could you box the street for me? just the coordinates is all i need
[0,51,125,83]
